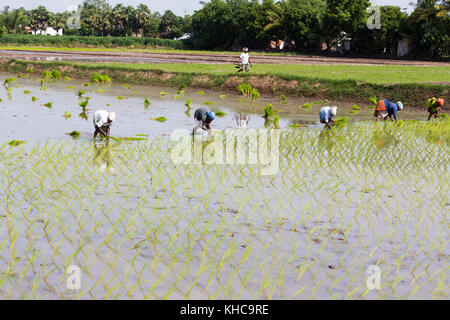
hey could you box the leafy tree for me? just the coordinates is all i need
[408,0,449,57]
[265,0,325,51]
[159,10,183,39]
[323,0,370,47]
[135,4,151,37]
[353,6,408,55]
[28,6,50,33]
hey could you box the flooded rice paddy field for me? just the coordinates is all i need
[0,72,448,299]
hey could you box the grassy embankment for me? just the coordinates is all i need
[1,58,449,107]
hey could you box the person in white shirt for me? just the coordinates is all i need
[93,110,116,139]
[238,47,252,72]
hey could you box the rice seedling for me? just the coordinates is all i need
[352,105,361,110]
[77,90,86,97]
[237,84,252,96]
[349,110,359,114]
[280,95,287,103]
[117,96,127,100]
[94,89,105,93]
[31,96,38,102]
[220,94,227,99]
[301,103,312,109]
[174,95,181,99]
[63,111,72,119]
[288,124,305,128]
[185,99,192,108]
[214,111,227,117]
[78,99,89,109]
[51,70,61,79]
[273,115,280,129]
[151,117,167,122]
[67,86,75,89]
[42,102,52,108]
[251,88,260,101]
[7,140,26,146]
[196,91,205,95]
[66,131,80,138]
[64,76,71,81]
[23,90,31,94]
[204,101,214,105]
[42,70,53,80]
[118,137,148,141]
[40,86,46,91]
[15,84,21,88]
[123,83,131,89]
[3,77,16,86]
[263,104,279,119]
[83,82,91,87]
[144,98,151,106]
[0,98,2,102]
[160,92,167,96]
[90,73,112,84]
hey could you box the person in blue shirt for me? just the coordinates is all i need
[374,99,403,122]
[319,106,337,128]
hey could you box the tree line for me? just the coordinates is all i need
[0,0,448,58]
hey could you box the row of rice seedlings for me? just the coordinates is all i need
[90,73,112,84]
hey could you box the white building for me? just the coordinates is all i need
[32,27,63,36]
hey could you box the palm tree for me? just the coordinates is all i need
[135,4,151,37]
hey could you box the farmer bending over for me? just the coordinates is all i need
[93,110,116,139]
[427,97,444,120]
[237,47,252,73]
[374,99,403,122]
[320,106,337,129]
[193,107,215,135]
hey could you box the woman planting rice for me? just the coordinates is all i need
[427,98,444,120]
[193,107,215,135]
[93,110,116,139]
[319,106,338,129]
[374,99,403,122]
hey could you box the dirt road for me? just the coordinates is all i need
[1,48,449,66]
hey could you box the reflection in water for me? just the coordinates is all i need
[93,141,114,172]
[79,110,88,120]
[234,113,250,128]
[373,124,398,148]
[318,126,337,152]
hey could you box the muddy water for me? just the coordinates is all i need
[0,72,447,300]
[0,72,426,143]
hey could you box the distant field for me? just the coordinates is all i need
[0,45,305,56]
[42,61,449,85]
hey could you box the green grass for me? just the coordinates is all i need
[71,63,446,85]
